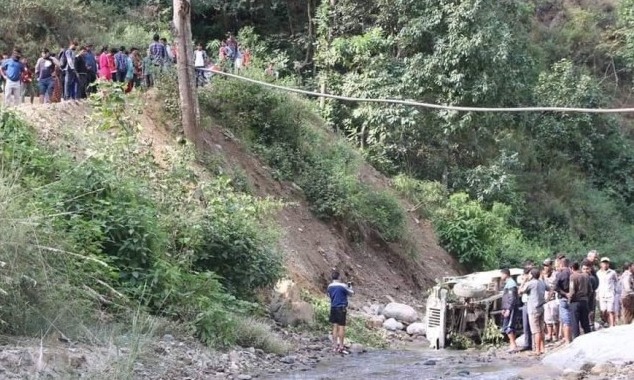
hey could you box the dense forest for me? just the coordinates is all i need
[3,0,633,266]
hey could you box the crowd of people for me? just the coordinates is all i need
[500,250,634,356]
[0,32,272,106]
[0,34,176,106]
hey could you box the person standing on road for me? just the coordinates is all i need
[75,46,89,99]
[84,44,97,93]
[327,269,354,354]
[520,268,546,355]
[517,261,534,351]
[586,251,600,329]
[149,34,167,71]
[569,262,592,338]
[114,46,128,83]
[0,49,25,106]
[555,258,573,343]
[194,43,208,87]
[541,259,559,342]
[621,262,634,324]
[35,48,55,103]
[98,46,112,80]
[63,41,78,100]
[500,268,519,352]
[20,58,36,104]
[597,257,618,327]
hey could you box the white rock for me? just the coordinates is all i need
[382,302,419,323]
[383,318,404,331]
[349,343,365,354]
[542,325,634,371]
[367,315,386,329]
[515,334,526,348]
[406,322,426,336]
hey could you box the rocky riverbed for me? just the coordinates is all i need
[2,329,633,379]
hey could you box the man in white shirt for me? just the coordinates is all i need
[597,257,618,327]
[194,44,208,87]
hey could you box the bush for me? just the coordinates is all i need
[0,108,287,350]
[171,178,284,297]
[394,176,547,270]
[40,159,165,285]
[234,317,290,354]
[392,175,448,219]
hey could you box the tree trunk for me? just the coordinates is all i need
[173,0,201,146]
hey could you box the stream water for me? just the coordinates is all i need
[268,347,562,380]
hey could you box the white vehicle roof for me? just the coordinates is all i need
[443,268,523,285]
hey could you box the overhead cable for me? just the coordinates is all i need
[204,69,634,114]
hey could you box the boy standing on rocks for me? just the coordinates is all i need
[500,268,519,352]
[520,268,546,355]
[327,270,354,354]
[597,257,618,327]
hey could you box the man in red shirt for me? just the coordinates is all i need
[20,57,35,104]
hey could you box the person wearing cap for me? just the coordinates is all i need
[597,257,618,327]
[541,258,559,341]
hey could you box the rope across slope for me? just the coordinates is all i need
[203,69,634,114]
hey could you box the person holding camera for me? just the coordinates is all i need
[327,269,354,354]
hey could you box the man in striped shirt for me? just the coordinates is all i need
[149,34,167,69]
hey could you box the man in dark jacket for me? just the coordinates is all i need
[555,258,573,343]
[500,268,519,352]
[569,262,592,339]
[75,46,89,99]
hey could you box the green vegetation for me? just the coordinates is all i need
[3,0,634,361]
[0,107,285,352]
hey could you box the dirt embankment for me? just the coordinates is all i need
[16,97,462,308]
[198,123,462,308]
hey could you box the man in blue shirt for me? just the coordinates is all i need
[327,270,354,353]
[63,41,78,100]
[114,46,128,83]
[0,49,25,106]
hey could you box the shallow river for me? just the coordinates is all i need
[268,347,561,380]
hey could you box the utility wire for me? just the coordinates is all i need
[204,69,634,114]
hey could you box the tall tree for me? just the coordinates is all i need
[173,0,201,146]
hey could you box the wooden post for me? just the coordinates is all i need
[173,0,201,147]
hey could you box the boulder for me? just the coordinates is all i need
[349,343,366,354]
[383,318,404,331]
[382,302,419,323]
[561,369,583,380]
[515,334,526,348]
[589,363,614,376]
[269,279,315,327]
[542,325,634,371]
[367,315,386,329]
[406,322,426,336]
[361,304,384,316]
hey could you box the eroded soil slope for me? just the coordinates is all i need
[16,98,462,306]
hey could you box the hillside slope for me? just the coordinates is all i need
[15,95,461,305]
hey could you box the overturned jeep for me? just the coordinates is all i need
[426,268,524,349]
